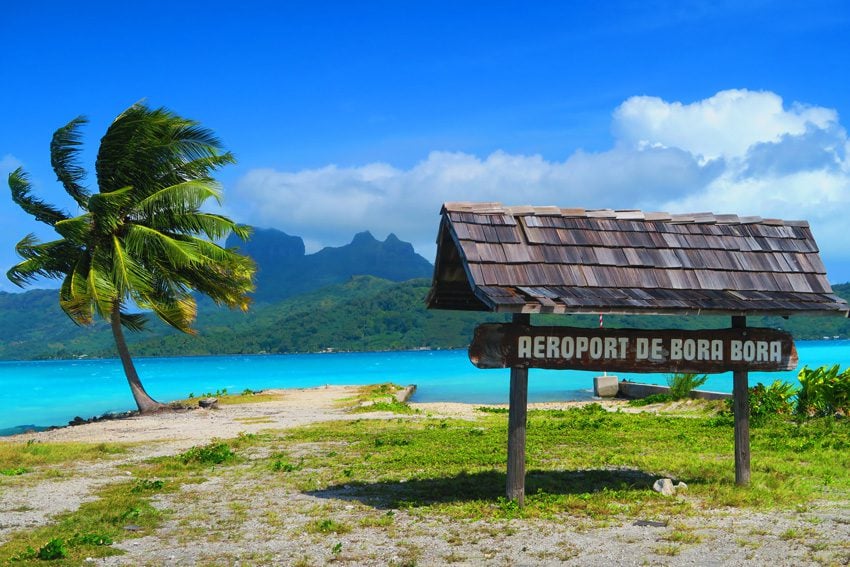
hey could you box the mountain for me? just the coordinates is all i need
[226,228,433,302]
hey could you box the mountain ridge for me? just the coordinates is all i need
[226,227,433,302]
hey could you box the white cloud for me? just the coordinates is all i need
[231,146,717,256]
[229,89,850,275]
[613,89,838,161]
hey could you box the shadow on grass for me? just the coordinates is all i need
[307,467,661,508]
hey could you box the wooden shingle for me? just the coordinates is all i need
[427,202,849,317]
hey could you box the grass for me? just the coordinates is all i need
[345,383,418,414]
[358,383,407,401]
[0,440,126,471]
[181,383,417,413]
[0,479,164,564]
[350,399,417,414]
[662,528,702,544]
[0,438,247,563]
[214,391,287,406]
[233,416,276,424]
[1,402,848,562]
[305,518,351,535]
[175,390,287,407]
[266,405,850,516]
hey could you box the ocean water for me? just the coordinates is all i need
[1,340,849,435]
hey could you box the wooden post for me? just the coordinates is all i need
[732,315,751,485]
[507,313,530,506]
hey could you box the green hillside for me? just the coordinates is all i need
[0,278,504,360]
[1,279,849,360]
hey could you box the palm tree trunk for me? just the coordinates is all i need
[110,302,165,413]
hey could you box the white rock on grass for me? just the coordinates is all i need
[652,478,676,496]
[652,478,688,496]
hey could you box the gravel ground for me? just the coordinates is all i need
[1,387,848,566]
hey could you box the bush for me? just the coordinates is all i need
[36,538,67,560]
[627,393,673,407]
[666,373,709,400]
[796,365,850,417]
[179,442,235,465]
[747,380,797,425]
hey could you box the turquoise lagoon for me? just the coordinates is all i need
[1,340,849,435]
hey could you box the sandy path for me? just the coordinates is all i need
[3,386,363,450]
[0,386,375,544]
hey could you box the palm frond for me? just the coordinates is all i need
[86,187,133,235]
[54,214,93,245]
[147,295,198,334]
[87,248,119,318]
[58,255,94,325]
[7,235,82,286]
[119,312,148,332]
[111,235,153,296]
[173,235,242,264]
[125,224,202,268]
[7,258,61,287]
[96,103,232,197]
[8,168,68,226]
[172,251,255,309]
[174,153,236,181]
[231,224,252,242]
[50,116,90,208]
[133,180,221,221]
[157,212,244,240]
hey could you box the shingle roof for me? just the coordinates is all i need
[426,202,849,316]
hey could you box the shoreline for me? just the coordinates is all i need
[0,385,629,445]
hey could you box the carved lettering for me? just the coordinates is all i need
[469,324,797,373]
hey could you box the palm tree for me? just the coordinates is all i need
[7,103,255,413]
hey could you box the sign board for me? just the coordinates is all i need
[468,324,797,373]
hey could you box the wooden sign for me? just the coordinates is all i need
[468,324,797,373]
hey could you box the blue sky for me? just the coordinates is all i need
[2,1,850,292]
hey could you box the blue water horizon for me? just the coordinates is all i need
[2,340,849,436]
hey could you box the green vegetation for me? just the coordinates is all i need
[4,279,850,361]
[346,383,418,414]
[727,365,850,423]
[6,104,255,411]
[797,364,850,417]
[213,391,287,406]
[305,518,351,535]
[0,439,248,563]
[1,405,848,563]
[256,406,849,516]
[179,442,235,465]
[747,380,797,424]
[666,373,709,400]
[0,277,503,359]
[177,388,288,407]
[627,393,673,406]
[476,406,509,414]
[0,440,125,472]
[625,373,709,406]
[0,454,166,563]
